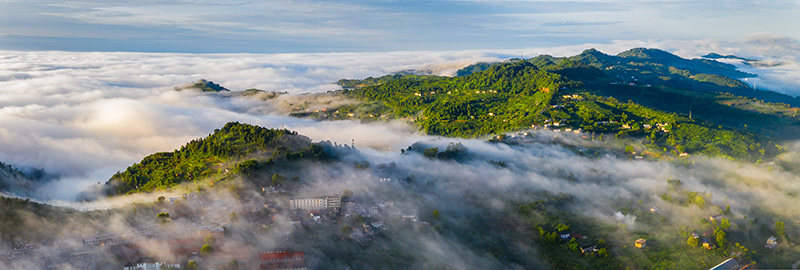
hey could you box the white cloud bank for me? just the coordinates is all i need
[1,37,799,201]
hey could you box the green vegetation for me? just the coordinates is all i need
[342,60,563,137]
[303,48,800,160]
[0,197,77,242]
[200,244,214,256]
[106,122,334,194]
[518,192,623,269]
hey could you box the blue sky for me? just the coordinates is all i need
[0,0,799,53]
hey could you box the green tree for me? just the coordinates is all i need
[432,210,440,220]
[200,244,214,257]
[687,236,698,247]
[545,231,559,244]
[568,238,578,252]
[776,221,786,238]
[715,230,727,249]
[423,147,440,158]
[624,145,634,154]
[157,212,170,224]
[556,223,570,232]
[720,218,731,230]
[185,260,198,270]
[598,248,610,258]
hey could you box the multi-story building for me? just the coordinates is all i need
[289,195,341,210]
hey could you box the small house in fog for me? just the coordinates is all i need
[703,239,715,250]
[765,236,778,249]
[580,246,597,254]
[371,221,385,229]
[197,226,225,240]
[635,238,646,248]
[123,262,181,270]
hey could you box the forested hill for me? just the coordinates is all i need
[0,196,81,242]
[463,48,798,106]
[342,60,564,136]
[0,161,44,197]
[320,48,800,161]
[103,122,335,195]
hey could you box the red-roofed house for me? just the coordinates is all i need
[259,251,307,270]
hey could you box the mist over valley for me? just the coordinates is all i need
[3,38,800,269]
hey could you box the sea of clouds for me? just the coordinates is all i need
[1,35,799,202]
[1,36,800,269]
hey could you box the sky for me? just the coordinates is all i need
[0,0,798,53]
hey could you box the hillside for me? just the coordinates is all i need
[103,122,336,195]
[174,79,229,92]
[0,196,83,243]
[0,161,45,197]
[294,48,800,160]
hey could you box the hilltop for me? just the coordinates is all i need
[101,122,339,196]
[174,79,229,92]
[291,48,800,161]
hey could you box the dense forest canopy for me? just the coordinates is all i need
[104,122,333,195]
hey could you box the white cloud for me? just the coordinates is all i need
[0,48,502,200]
[1,38,800,202]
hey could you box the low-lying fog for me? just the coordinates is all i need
[1,36,800,269]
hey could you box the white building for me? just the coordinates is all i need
[123,262,181,270]
[289,195,341,210]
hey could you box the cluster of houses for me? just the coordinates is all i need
[2,219,307,270]
[0,189,316,270]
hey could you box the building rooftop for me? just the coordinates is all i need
[708,258,739,270]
